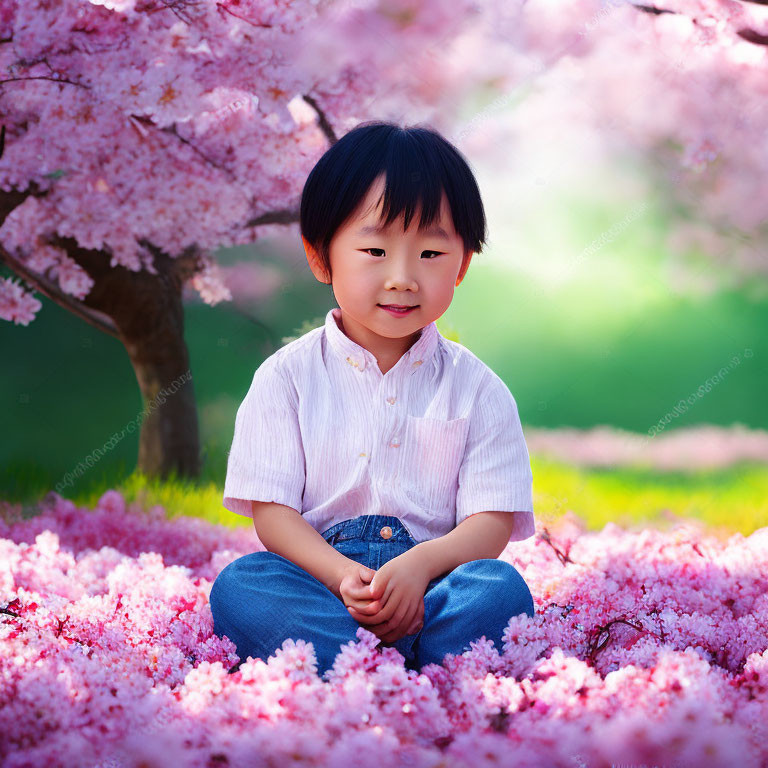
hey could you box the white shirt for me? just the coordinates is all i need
[223,307,535,547]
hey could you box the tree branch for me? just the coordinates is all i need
[302,93,338,144]
[242,206,300,229]
[136,238,205,287]
[159,121,238,180]
[0,75,89,89]
[629,4,677,14]
[0,243,119,336]
[0,186,121,335]
[629,3,768,48]
[736,27,768,45]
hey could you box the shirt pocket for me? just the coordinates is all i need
[400,415,470,515]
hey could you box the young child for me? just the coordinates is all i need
[210,120,536,678]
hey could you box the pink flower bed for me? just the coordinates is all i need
[1,491,767,768]
[525,424,768,470]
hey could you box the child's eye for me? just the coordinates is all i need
[362,248,442,259]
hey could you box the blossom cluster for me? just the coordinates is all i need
[1,490,767,767]
[525,423,768,470]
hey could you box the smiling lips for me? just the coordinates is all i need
[378,304,418,315]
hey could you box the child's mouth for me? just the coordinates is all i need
[378,304,418,316]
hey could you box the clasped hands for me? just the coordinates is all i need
[338,546,432,644]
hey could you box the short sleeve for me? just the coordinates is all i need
[222,355,306,519]
[455,371,535,541]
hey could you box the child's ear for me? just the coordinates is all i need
[455,251,474,287]
[302,236,331,284]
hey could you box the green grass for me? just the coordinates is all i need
[3,456,765,540]
[530,457,768,542]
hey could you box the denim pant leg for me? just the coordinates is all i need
[209,515,536,676]
[415,558,535,668]
[209,550,362,678]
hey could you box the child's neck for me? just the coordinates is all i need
[335,308,423,372]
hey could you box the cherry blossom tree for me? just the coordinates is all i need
[502,0,768,285]
[2,0,767,480]
[0,0,489,478]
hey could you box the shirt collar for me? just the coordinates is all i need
[324,306,439,374]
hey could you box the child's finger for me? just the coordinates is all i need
[355,580,378,596]
[351,586,382,607]
[407,617,423,634]
[373,597,412,640]
[358,565,375,583]
[368,579,385,599]
[347,605,386,624]
[406,609,424,635]
[348,598,381,614]
[390,600,417,638]
[368,579,393,606]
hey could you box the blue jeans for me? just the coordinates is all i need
[209,514,534,678]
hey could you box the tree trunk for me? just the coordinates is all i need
[123,291,201,480]
[49,235,202,479]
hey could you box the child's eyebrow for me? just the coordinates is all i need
[356,223,451,240]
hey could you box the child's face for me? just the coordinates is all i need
[306,173,471,359]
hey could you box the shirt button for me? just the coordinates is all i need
[412,360,423,367]
[379,526,393,539]
[390,437,400,447]
[386,396,396,405]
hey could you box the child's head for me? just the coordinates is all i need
[300,120,487,340]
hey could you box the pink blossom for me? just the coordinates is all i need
[1,489,767,766]
[525,424,768,470]
[0,277,42,325]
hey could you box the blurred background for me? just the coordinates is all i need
[1,0,766,538]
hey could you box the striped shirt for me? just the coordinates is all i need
[223,306,535,547]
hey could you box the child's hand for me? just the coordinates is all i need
[346,549,431,643]
[338,562,384,616]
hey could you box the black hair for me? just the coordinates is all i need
[300,119,487,282]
